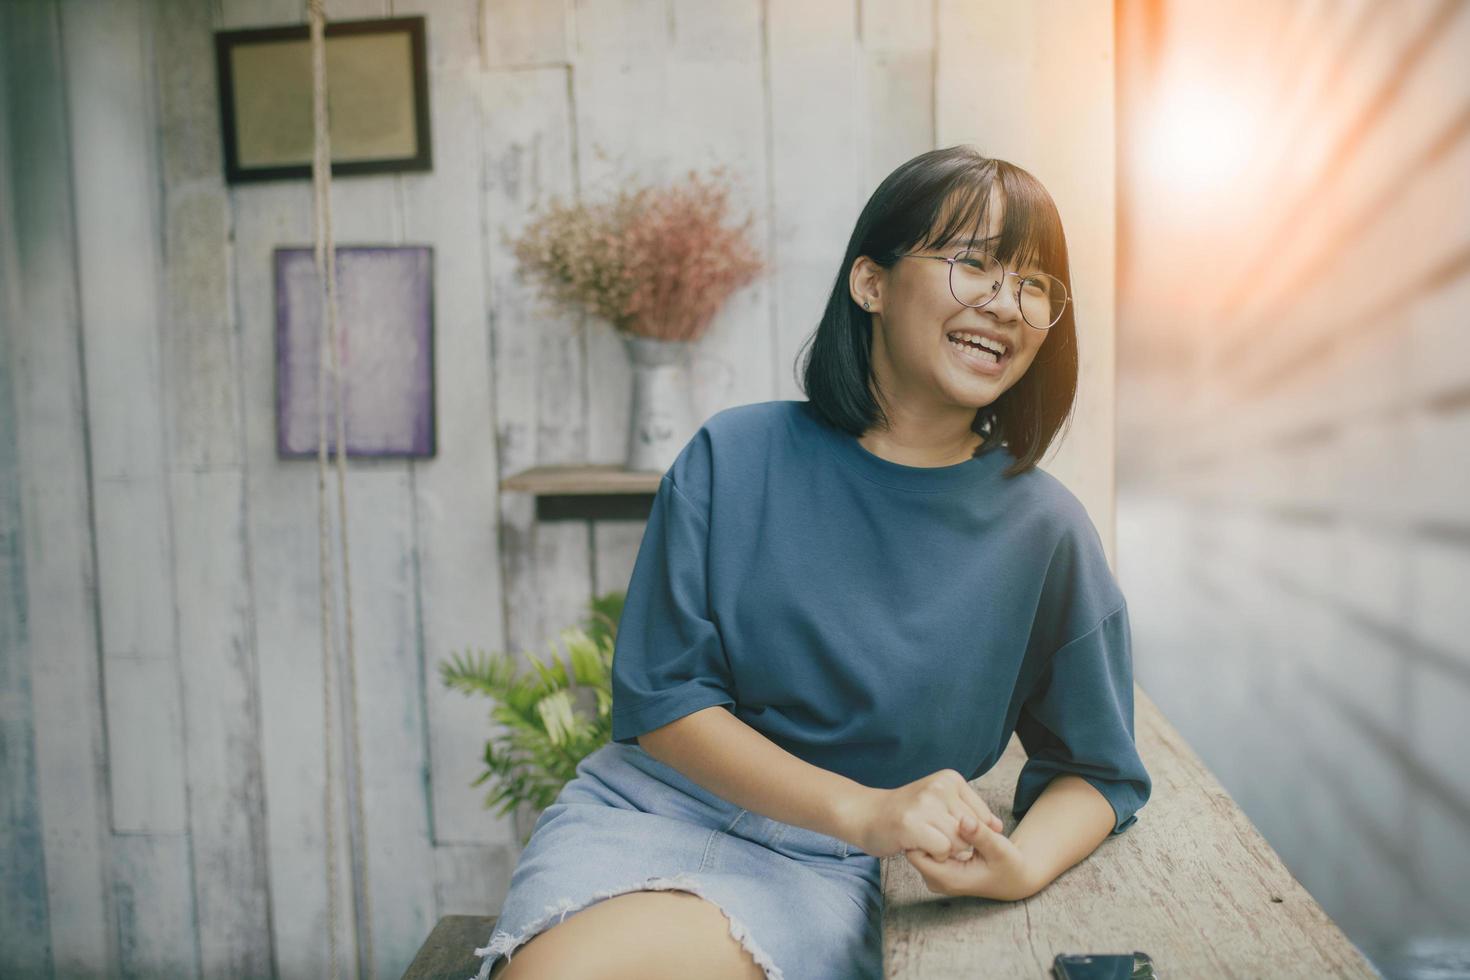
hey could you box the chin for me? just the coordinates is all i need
[938,379,999,411]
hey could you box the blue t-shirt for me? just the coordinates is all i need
[609,399,1151,836]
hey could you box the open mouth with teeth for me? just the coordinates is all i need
[946,331,1009,366]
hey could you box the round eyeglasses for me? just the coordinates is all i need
[899,249,1069,330]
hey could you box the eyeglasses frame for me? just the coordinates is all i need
[897,248,1070,330]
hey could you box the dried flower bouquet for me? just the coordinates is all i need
[508,167,766,342]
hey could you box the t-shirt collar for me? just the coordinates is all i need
[798,400,1011,492]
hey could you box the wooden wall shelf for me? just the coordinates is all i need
[499,464,662,521]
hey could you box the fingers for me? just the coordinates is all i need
[950,815,976,862]
[937,809,974,860]
[912,770,1003,861]
[947,772,1003,835]
[941,774,1004,862]
[944,811,974,858]
[919,773,981,859]
[941,793,983,853]
[956,808,1013,864]
[920,820,956,861]
[959,780,1002,832]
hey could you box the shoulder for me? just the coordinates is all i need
[1021,470,1125,630]
[702,399,797,443]
[1031,469,1097,538]
[666,400,795,507]
[994,460,1097,543]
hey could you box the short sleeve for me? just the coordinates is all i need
[1012,601,1151,836]
[610,454,736,745]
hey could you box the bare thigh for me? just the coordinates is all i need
[492,889,766,980]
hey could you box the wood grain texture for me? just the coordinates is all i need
[481,54,583,684]
[500,463,661,495]
[0,7,71,974]
[59,0,201,975]
[400,914,498,980]
[222,0,362,970]
[433,846,516,920]
[314,3,442,973]
[168,468,274,980]
[882,687,1383,978]
[2,0,116,971]
[765,0,864,403]
[152,1,275,969]
[397,0,517,904]
[570,0,770,457]
[112,833,199,980]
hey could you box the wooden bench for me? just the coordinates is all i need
[406,687,1382,978]
[401,915,497,980]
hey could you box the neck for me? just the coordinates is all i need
[859,407,984,467]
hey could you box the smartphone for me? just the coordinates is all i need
[1051,950,1156,979]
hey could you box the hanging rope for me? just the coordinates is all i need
[307,2,374,977]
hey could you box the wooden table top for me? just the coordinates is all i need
[881,686,1383,978]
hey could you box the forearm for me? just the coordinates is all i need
[1008,774,1116,894]
[636,704,875,847]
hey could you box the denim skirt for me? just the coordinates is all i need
[470,740,883,980]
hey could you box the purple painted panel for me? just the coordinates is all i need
[274,245,435,458]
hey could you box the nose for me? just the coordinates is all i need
[982,274,1024,322]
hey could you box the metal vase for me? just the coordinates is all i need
[623,334,690,473]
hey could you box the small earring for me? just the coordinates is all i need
[862,300,870,310]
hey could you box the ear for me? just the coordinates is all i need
[849,255,882,312]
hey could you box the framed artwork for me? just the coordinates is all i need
[274,245,436,459]
[215,15,431,183]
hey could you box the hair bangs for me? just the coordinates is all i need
[923,164,1065,277]
[917,174,995,256]
[992,164,1068,278]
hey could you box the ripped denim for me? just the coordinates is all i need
[470,741,882,980]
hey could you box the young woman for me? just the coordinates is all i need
[473,145,1151,980]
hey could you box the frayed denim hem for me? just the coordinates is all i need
[470,870,783,980]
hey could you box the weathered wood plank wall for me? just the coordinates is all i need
[4,2,150,978]
[1115,0,1470,967]
[0,1,1115,976]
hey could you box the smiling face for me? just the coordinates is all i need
[851,183,1052,423]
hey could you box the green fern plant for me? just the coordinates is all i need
[440,591,625,844]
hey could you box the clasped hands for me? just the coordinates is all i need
[848,769,1037,902]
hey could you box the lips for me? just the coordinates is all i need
[945,332,1009,375]
[946,327,1013,356]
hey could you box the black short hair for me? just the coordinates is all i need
[795,145,1080,478]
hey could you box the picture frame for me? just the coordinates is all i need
[214,15,431,184]
[274,245,436,460]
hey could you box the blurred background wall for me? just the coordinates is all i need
[1116,0,1470,974]
[0,1,1116,977]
